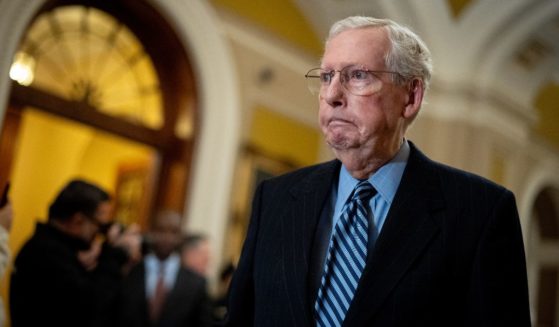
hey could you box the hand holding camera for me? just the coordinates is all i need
[107,223,143,264]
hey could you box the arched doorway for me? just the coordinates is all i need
[527,186,559,327]
[1,0,197,231]
[0,0,241,294]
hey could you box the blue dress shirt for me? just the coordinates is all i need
[331,140,410,248]
[144,253,181,299]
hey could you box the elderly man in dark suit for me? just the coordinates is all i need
[225,16,531,327]
[117,210,212,327]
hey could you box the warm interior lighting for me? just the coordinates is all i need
[9,52,35,86]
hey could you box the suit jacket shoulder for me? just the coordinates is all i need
[348,142,530,326]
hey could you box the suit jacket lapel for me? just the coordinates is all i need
[161,268,191,321]
[132,264,150,321]
[345,143,445,325]
[283,160,340,325]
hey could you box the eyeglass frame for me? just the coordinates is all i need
[304,65,406,96]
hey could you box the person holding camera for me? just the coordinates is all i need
[10,179,142,327]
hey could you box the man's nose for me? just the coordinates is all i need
[322,73,345,107]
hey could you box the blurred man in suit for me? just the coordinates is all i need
[117,210,212,327]
[225,16,531,327]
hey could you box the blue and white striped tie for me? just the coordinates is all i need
[314,180,376,327]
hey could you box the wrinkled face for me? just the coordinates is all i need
[150,212,182,260]
[318,27,409,158]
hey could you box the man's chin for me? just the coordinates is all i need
[326,136,356,151]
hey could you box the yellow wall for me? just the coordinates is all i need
[76,130,155,192]
[249,106,320,166]
[210,0,323,56]
[534,81,559,151]
[2,108,154,321]
[490,151,505,186]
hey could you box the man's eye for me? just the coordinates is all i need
[320,72,332,83]
[351,70,368,80]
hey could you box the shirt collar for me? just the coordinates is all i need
[338,140,410,205]
[145,252,180,273]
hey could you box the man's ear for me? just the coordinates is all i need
[403,78,424,119]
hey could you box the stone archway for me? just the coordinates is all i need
[527,186,559,327]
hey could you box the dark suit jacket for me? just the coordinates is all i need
[117,259,213,327]
[225,143,530,327]
[10,223,128,327]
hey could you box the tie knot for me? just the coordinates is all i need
[352,181,376,202]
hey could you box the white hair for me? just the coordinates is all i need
[327,16,433,90]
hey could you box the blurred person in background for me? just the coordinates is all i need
[180,233,211,278]
[117,210,212,327]
[0,183,13,327]
[10,179,142,327]
[212,262,235,322]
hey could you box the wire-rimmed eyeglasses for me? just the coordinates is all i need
[304,65,402,96]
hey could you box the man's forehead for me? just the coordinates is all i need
[327,26,387,47]
[322,27,389,69]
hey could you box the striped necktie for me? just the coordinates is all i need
[315,180,376,327]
